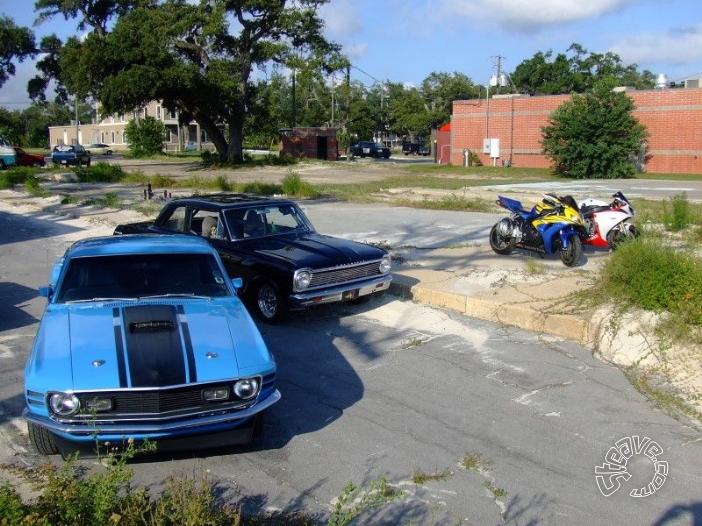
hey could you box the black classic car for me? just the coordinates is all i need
[114,194,392,323]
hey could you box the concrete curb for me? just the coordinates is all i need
[389,279,591,344]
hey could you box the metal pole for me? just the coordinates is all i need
[75,96,79,145]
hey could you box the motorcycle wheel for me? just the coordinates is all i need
[489,224,516,255]
[607,225,639,250]
[559,234,582,267]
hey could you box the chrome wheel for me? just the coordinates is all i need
[255,281,286,324]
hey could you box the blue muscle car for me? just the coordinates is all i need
[24,234,280,458]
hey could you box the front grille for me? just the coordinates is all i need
[309,261,383,288]
[67,374,275,423]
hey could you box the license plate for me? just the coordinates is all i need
[342,289,359,300]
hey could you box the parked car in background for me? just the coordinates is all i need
[88,143,113,155]
[0,134,16,169]
[23,234,280,458]
[350,141,391,159]
[51,144,91,167]
[114,194,393,323]
[402,142,431,156]
[14,147,46,167]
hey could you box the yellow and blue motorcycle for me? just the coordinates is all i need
[489,193,586,267]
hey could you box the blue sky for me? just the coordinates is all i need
[2,0,702,108]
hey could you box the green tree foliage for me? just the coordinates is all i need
[511,43,656,95]
[40,0,342,164]
[541,82,649,179]
[0,16,36,88]
[124,116,165,157]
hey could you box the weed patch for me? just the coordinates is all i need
[596,237,702,337]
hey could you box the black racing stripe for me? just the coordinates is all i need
[123,305,186,387]
[177,305,197,383]
[113,308,128,388]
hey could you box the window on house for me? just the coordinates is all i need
[156,106,162,120]
[143,107,148,117]
[170,109,177,119]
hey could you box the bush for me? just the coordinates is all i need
[598,237,702,330]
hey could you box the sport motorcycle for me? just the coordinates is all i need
[577,191,638,249]
[489,193,586,267]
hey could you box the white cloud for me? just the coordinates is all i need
[610,23,702,67]
[319,0,364,40]
[430,0,635,32]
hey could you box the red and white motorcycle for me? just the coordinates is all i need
[578,191,639,249]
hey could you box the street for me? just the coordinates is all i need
[1,200,700,525]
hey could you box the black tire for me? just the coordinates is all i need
[0,160,6,170]
[86,158,91,167]
[489,223,516,255]
[559,234,582,267]
[28,422,60,455]
[253,281,287,324]
[607,225,639,250]
[252,413,264,438]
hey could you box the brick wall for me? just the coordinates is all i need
[279,127,338,161]
[450,88,702,174]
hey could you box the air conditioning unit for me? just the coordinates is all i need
[684,79,700,89]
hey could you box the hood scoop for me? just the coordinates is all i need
[130,320,175,333]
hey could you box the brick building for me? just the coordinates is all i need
[279,127,338,161]
[448,87,702,174]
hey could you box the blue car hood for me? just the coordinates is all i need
[27,300,272,392]
[248,233,386,268]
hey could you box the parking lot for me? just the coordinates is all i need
[1,173,701,524]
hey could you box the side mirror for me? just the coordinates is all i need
[231,277,243,291]
[38,286,53,299]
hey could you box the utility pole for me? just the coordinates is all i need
[346,63,351,162]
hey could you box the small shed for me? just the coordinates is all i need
[279,127,338,161]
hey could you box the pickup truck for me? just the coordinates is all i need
[51,144,91,167]
[114,194,392,323]
[402,142,430,156]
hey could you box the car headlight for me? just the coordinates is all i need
[49,392,80,416]
[379,255,391,274]
[233,377,260,400]
[293,269,311,291]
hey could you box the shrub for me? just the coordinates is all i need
[598,237,702,330]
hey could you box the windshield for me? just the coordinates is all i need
[224,203,313,240]
[55,253,230,302]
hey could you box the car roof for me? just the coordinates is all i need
[66,234,217,258]
[166,193,296,210]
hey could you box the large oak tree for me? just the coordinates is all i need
[37,0,342,163]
